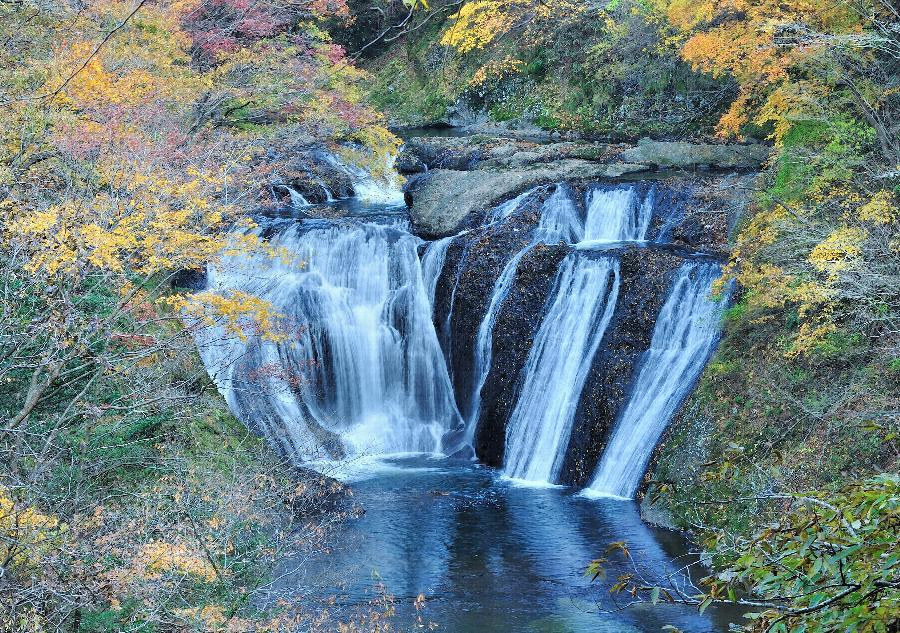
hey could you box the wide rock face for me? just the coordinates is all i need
[473,243,570,466]
[431,190,555,416]
[460,245,686,476]
[425,171,735,485]
[618,138,769,169]
[407,161,647,238]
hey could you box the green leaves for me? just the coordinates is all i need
[722,475,899,631]
[593,476,899,632]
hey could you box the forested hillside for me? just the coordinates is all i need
[1,0,898,631]
[0,0,398,629]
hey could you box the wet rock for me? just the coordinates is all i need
[474,242,570,466]
[619,138,770,170]
[395,150,427,174]
[431,190,555,420]
[170,267,207,291]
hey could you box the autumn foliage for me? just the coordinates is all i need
[0,0,397,629]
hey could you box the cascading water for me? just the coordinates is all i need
[322,153,405,205]
[287,187,310,207]
[533,183,582,244]
[480,184,654,481]
[503,256,620,483]
[199,220,463,461]
[466,184,580,439]
[196,153,740,630]
[581,185,654,245]
[421,236,454,309]
[584,261,726,499]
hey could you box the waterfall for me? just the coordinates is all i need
[581,185,654,244]
[421,236,454,309]
[489,187,539,224]
[533,183,582,244]
[287,187,310,207]
[503,256,620,483]
[584,262,725,499]
[322,153,405,205]
[466,183,655,452]
[316,178,335,202]
[466,184,579,438]
[199,220,462,461]
[466,245,533,434]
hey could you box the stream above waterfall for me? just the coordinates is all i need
[269,455,744,632]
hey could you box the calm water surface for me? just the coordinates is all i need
[274,455,744,632]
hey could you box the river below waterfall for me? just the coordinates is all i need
[270,455,743,632]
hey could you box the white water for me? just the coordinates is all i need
[466,184,581,439]
[533,183,582,244]
[584,262,725,499]
[581,185,654,245]
[489,188,539,224]
[421,236,454,309]
[503,256,620,483]
[199,221,462,461]
[287,187,310,207]
[471,184,654,473]
[322,153,405,205]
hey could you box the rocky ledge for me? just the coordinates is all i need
[401,135,767,239]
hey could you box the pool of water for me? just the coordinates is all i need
[270,455,744,632]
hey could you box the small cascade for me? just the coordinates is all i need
[287,187,310,208]
[421,236,454,309]
[533,184,582,244]
[489,187,538,224]
[317,178,335,202]
[466,245,533,436]
[584,262,725,499]
[503,256,620,483]
[322,153,405,205]
[581,186,654,244]
[199,221,462,461]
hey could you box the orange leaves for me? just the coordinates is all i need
[664,0,864,139]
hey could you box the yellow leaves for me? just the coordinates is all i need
[174,604,252,632]
[470,57,525,88]
[175,291,287,343]
[667,0,866,137]
[0,488,64,574]
[441,1,524,54]
[786,321,837,358]
[137,540,218,581]
[808,226,867,276]
[441,0,583,55]
[856,191,897,225]
[665,0,717,31]
[6,164,234,280]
